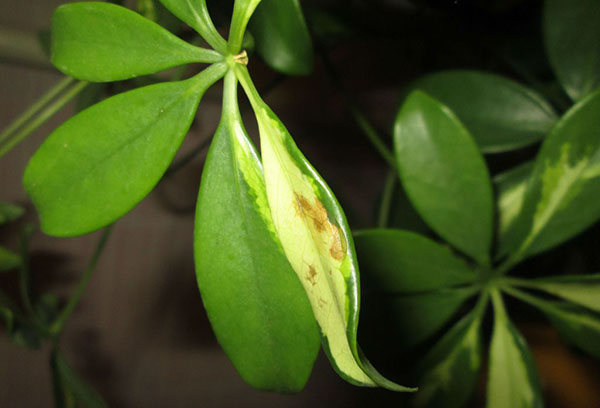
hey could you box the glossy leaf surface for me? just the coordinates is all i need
[394,91,494,265]
[51,2,221,82]
[354,229,476,293]
[503,89,600,259]
[414,303,484,408]
[194,73,319,392]
[0,246,20,272]
[389,288,475,350]
[495,161,534,258]
[249,0,314,75]
[237,67,413,391]
[157,0,227,53]
[0,202,24,225]
[487,292,543,408]
[544,0,600,101]
[24,64,227,237]
[409,71,557,152]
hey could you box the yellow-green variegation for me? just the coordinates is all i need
[235,65,415,391]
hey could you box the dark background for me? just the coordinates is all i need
[1,0,600,406]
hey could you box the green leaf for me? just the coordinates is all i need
[543,303,600,359]
[24,64,227,237]
[494,161,534,258]
[408,71,557,153]
[388,288,476,350]
[544,0,600,101]
[249,0,314,75]
[531,274,600,313]
[354,229,477,293]
[0,246,20,272]
[236,66,414,391]
[394,91,494,265]
[507,287,600,359]
[0,202,24,225]
[414,301,485,408]
[157,0,228,53]
[52,350,108,408]
[487,291,543,408]
[194,72,319,392]
[503,89,600,259]
[51,2,222,82]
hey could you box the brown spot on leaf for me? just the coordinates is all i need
[329,225,345,261]
[306,265,318,286]
[293,193,328,232]
[292,193,346,262]
[318,297,328,308]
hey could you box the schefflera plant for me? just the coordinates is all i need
[356,0,600,405]
[22,0,414,393]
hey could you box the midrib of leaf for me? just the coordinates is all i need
[30,66,225,195]
[257,108,373,385]
[31,86,191,194]
[261,110,347,330]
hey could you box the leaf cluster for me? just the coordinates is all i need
[356,0,600,405]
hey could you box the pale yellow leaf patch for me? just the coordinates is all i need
[256,108,374,385]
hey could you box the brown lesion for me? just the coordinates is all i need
[305,265,318,286]
[292,193,347,262]
[329,225,345,261]
[294,193,328,232]
[318,297,328,308]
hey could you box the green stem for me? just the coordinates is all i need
[0,81,88,158]
[0,77,75,145]
[234,64,265,113]
[489,287,507,319]
[50,226,112,336]
[501,285,556,313]
[228,0,261,53]
[317,46,396,168]
[473,289,490,322]
[194,0,229,54]
[166,72,285,177]
[351,107,396,168]
[377,170,396,228]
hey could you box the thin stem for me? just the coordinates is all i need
[165,73,286,177]
[228,0,261,53]
[164,136,214,177]
[50,226,113,336]
[473,289,490,322]
[351,107,396,168]
[0,81,88,157]
[377,170,396,228]
[317,45,396,168]
[0,77,75,145]
[234,65,264,112]
[501,285,554,312]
